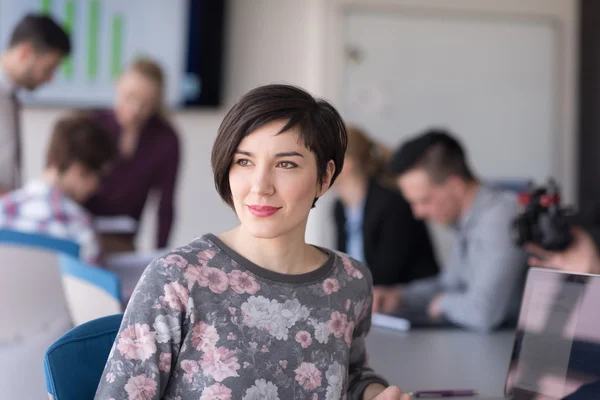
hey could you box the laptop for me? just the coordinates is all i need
[473,267,600,400]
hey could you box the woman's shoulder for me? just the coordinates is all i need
[151,235,219,267]
[329,249,374,289]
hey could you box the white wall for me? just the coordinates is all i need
[20,0,578,252]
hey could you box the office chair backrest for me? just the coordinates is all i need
[60,254,122,326]
[0,229,80,258]
[44,313,124,400]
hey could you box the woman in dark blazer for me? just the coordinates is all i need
[333,126,439,286]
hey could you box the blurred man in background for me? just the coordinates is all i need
[0,114,117,266]
[0,13,71,193]
[373,129,527,331]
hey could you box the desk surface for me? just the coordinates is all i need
[366,327,516,396]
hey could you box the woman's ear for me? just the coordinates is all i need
[316,160,336,197]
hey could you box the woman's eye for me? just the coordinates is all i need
[278,161,297,169]
[236,159,251,167]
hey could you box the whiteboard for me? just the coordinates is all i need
[342,10,557,185]
[0,0,188,107]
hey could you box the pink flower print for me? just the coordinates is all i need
[184,265,203,288]
[342,258,364,279]
[200,383,232,400]
[191,321,219,351]
[162,254,188,268]
[279,360,288,369]
[322,278,339,295]
[346,299,351,311]
[181,359,200,383]
[261,345,269,353]
[200,346,241,382]
[227,332,237,340]
[249,341,258,350]
[294,362,322,390]
[327,311,348,339]
[344,321,355,347]
[197,266,229,294]
[243,361,251,368]
[295,330,313,348]
[312,394,319,400]
[228,307,237,315]
[124,374,157,400]
[163,282,189,312]
[159,353,172,372]
[106,372,116,383]
[198,249,217,264]
[117,324,157,361]
[228,270,260,295]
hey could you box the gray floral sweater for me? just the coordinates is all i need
[95,234,387,400]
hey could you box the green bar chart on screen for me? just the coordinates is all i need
[61,0,75,79]
[111,14,124,79]
[40,0,51,15]
[88,0,100,81]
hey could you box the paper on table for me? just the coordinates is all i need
[94,216,138,234]
[371,313,411,331]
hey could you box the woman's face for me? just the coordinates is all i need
[115,70,159,128]
[228,120,334,241]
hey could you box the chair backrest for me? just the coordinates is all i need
[44,314,123,400]
[0,244,73,399]
[59,254,122,326]
[0,245,72,343]
[0,229,80,258]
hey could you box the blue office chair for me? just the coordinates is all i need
[0,229,80,258]
[44,313,123,400]
[60,254,122,326]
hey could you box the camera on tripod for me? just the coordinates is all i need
[512,179,575,251]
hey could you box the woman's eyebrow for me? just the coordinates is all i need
[275,151,304,158]
[234,150,305,158]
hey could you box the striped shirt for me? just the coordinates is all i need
[402,185,528,331]
[0,180,100,265]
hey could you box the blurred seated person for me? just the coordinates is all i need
[333,125,439,285]
[85,58,180,253]
[373,129,527,331]
[0,114,117,265]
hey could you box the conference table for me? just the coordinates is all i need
[366,326,516,397]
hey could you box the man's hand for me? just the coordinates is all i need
[427,293,444,321]
[372,286,403,314]
[526,227,600,275]
[363,383,412,400]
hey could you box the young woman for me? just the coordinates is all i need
[95,84,410,400]
[333,126,439,286]
[85,58,180,252]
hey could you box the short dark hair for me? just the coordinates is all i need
[388,128,476,183]
[9,14,71,55]
[211,84,348,207]
[46,114,117,174]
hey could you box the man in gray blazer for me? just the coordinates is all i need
[0,14,70,193]
[373,129,527,332]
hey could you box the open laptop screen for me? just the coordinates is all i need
[505,268,600,399]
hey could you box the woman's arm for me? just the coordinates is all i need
[94,254,188,399]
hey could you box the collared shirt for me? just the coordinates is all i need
[402,185,527,331]
[0,64,20,190]
[344,202,366,263]
[0,180,101,265]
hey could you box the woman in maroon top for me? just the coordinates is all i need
[85,58,180,252]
